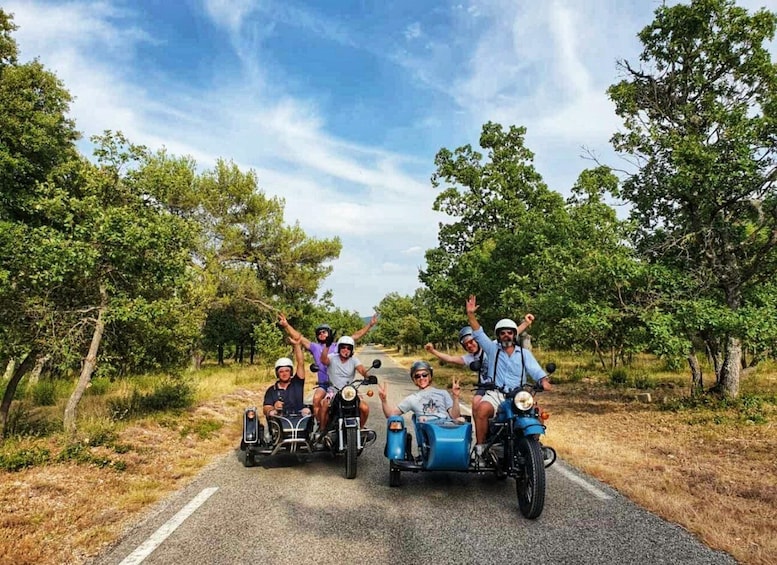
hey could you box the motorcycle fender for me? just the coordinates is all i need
[385,416,407,460]
[343,417,360,429]
[514,416,545,437]
[243,407,261,444]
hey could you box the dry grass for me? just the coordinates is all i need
[1,350,775,565]
[385,346,777,565]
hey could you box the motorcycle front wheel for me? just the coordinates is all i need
[514,436,546,519]
[345,427,358,479]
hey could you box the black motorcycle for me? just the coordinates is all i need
[314,359,380,479]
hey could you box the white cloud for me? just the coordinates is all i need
[404,22,422,40]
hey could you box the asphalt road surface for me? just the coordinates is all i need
[90,346,735,565]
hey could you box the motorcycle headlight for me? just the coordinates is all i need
[514,391,535,411]
[341,385,357,402]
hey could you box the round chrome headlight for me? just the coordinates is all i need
[341,385,357,402]
[514,391,535,411]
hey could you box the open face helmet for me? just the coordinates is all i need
[274,357,294,378]
[315,323,332,343]
[494,318,519,347]
[458,325,479,353]
[409,360,433,384]
[337,335,355,356]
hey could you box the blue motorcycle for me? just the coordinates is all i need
[385,364,557,519]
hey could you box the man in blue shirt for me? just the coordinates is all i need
[465,295,551,463]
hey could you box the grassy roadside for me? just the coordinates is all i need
[1,348,775,565]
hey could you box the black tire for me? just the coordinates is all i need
[514,436,546,519]
[405,434,413,460]
[243,451,255,468]
[389,462,401,487]
[345,427,358,479]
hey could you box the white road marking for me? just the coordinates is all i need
[119,487,219,565]
[552,464,613,500]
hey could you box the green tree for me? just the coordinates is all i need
[608,0,777,397]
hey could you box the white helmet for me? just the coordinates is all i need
[494,318,519,336]
[274,357,293,377]
[494,318,519,347]
[337,335,355,349]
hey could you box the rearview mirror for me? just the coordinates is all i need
[310,363,320,373]
[469,360,482,372]
[371,359,382,369]
[545,363,556,374]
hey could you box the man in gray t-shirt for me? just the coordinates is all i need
[319,335,370,430]
[378,360,461,422]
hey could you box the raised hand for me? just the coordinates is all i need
[466,295,479,315]
[451,376,461,398]
[424,342,434,352]
[524,313,535,325]
[378,381,388,401]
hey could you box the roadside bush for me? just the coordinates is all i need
[108,377,194,421]
[3,402,62,437]
[0,446,51,472]
[633,372,657,390]
[30,380,58,406]
[608,368,629,386]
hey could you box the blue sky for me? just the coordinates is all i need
[6,0,777,315]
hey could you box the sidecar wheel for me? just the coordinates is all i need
[243,452,255,468]
[389,462,401,487]
[514,436,546,519]
[345,428,358,479]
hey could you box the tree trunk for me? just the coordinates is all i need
[3,358,15,380]
[190,352,205,370]
[717,335,742,398]
[218,344,224,365]
[687,352,703,396]
[64,287,108,436]
[28,354,51,386]
[0,351,37,438]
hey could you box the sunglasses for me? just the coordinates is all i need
[498,329,515,336]
[317,329,329,334]
[413,372,430,380]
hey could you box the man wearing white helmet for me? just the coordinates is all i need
[263,337,309,418]
[318,335,371,432]
[465,295,551,464]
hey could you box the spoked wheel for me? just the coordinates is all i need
[345,427,358,479]
[389,461,401,487]
[514,436,546,519]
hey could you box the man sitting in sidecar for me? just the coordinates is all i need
[381,361,472,485]
[240,337,314,465]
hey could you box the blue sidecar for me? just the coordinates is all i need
[385,414,473,486]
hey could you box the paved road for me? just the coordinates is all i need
[91,346,735,565]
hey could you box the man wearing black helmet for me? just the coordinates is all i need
[377,360,461,422]
[278,313,377,426]
[465,295,551,465]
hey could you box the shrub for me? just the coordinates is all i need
[30,380,57,406]
[108,378,194,421]
[608,368,629,386]
[0,446,51,472]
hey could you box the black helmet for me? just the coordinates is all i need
[409,360,433,382]
[315,324,332,342]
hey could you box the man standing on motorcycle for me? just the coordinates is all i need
[424,321,531,413]
[263,337,309,418]
[464,295,551,464]
[378,360,462,422]
[277,313,377,427]
[318,335,371,431]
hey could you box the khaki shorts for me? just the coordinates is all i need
[481,390,505,412]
